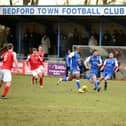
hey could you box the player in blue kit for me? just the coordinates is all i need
[97,52,119,90]
[84,49,102,91]
[57,47,84,93]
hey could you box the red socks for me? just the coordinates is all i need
[33,76,44,87]
[2,85,10,97]
[39,78,43,86]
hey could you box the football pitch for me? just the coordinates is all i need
[0,75,126,126]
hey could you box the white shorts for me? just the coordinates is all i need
[2,69,12,82]
[32,67,42,76]
[39,65,44,72]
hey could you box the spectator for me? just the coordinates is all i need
[41,34,50,59]
[60,35,68,57]
[102,34,111,46]
[23,29,30,59]
[7,28,17,51]
[73,28,80,45]
[88,35,97,46]
[111,35,117,46]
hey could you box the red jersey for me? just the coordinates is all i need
[1,50,16,70]
[37,51,44,65]
[27,54,41,70]
[37,51,44,61]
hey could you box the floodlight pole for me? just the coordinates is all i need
[99,21,103,47]
[57,20,60,60]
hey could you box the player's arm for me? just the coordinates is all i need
[69,52,74,58]
[13,52,18,69]
[42,52,45,62]
[114,59,119,72]
[39,56,44,66]
[84,56,90,70]
[0,56,3,61]
[100,59,106,71]
[97,56,103,67]
[26,56,30,66]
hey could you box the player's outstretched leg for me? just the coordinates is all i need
[32,76,35,85]
[57,77,69,85]
[0,82,3,88]
[76,80,84,93]
[1,83,10,98]
[32,76,38,85]
[39,77,43,88]
[95,80,101,92]
[93,80,98,90]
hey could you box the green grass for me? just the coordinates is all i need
[0,75,126,126]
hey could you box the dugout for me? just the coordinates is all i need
[0,12,126,60]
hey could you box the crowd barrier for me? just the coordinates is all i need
[0,58,126,80]
[0,62,66,76]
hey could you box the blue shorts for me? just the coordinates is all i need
[70,70,80,75]
[101,72,113,79]
[84,73,97,80]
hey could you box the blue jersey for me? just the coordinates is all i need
[86,55,102,75]
[103,58,118,74]
[69,52,80,74]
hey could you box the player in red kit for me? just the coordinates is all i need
[37,45,45,62]
[37,45,45,87]
[0,43,18,98]
[27,48,44,88]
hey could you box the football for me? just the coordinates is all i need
[81,85,88,92]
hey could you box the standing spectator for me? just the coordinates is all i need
[7,28,17,51]
[111,35,117,46]
[88,35,97,46]
[67,32,74,50]
[102,32,111,46]
[118,30,125,46]
[29,31,36,53]
[23,29,30,59]
[0,43,18,98]
[41,34,50,59]
[60,35,68,57]
[73,28,80,45]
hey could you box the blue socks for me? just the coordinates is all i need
[61,78,81,90]
[76,80,81,89]
[94,80,100,89]
[62,77,68,81]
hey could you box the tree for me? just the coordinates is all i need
[23,0,30,5]
[10,0,12,5]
